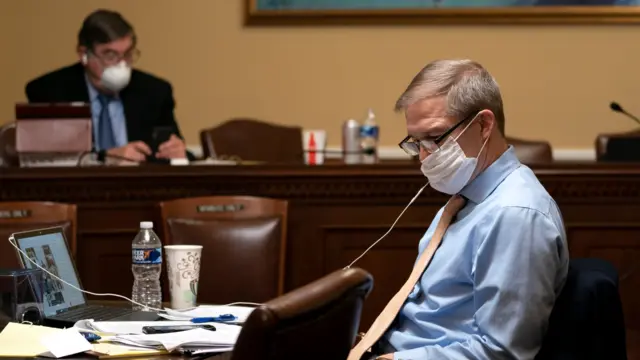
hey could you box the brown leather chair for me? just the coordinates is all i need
[595,130,640,161]
[0,202,77,268]
[159,196,288,304]
[0,122,18,167]
[230,267,373,360]
[507,136,553,163]
[199,118,304,163]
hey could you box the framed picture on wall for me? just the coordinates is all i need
[245,0,640,25]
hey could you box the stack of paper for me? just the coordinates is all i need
[74,320,241,355]
[111,328,236,353]
[89,343,167,359]
[74,319,238,334]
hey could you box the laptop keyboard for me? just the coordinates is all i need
[54,306,133,321]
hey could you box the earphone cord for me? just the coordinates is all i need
[6,183,431,309]
[7,236,262,312]
[344,182,429,269]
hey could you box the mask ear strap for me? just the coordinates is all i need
[454,112,482,142]
[477,117,492,157]
[478,132,490,156]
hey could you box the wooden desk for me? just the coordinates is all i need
[15,354,228,360]
[1,162,639,338]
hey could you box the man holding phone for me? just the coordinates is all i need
[25,9,193,162]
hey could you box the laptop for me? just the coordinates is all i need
[11,226,160,328]
[14,102,93,167]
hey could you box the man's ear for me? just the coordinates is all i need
[480,110,496,139]
[77,46,88,65]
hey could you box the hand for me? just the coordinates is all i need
[376,354,393,360]
[107,141,152,163]
[157,134,186,159]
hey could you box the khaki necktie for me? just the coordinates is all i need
[348,195,467,360]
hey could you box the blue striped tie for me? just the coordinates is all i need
[98,94,116,150]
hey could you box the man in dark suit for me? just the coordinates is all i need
[25,9,191,162]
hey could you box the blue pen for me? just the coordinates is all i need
[191,314,237,323]
[80,331,102,343]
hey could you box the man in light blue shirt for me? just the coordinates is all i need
[372,59,569,359]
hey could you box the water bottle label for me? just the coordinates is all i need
[132,248,162,265]
[360,125,379,139]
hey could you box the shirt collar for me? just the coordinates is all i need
[85,74,99,102]
[460,145,521,204]
[85,74,120,101]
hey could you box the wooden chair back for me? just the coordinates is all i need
[507,136,553,163]
[159,196,288,304]
[595,130,640,161]
[231,267,373,360]
[0,122,18,167]
[199,118,303,163]
[0,201,77,268]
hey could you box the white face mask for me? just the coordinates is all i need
[420,113,490,195]
[100,61,131,92]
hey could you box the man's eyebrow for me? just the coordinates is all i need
[102,45,135,55]
[409,132,437,140]
[411,125,448,138]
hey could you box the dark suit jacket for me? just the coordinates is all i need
[25,62,195,160]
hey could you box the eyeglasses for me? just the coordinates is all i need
[398,111,479,156]
[90,48,141,66]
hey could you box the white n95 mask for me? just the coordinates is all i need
[420,114,490,195]
[101,61,132,92]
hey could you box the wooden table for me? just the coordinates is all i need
[2,161,640,342]
[11,354,229,360]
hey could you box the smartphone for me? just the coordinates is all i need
[150,126,174,153]
[141,324,216,334]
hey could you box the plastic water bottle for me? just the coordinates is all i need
[131,221,162,311]
[360,108,379,164]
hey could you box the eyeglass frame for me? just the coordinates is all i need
[87,47,141,66]
[398,110,481,156]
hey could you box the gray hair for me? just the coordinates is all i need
[395,59,505,134]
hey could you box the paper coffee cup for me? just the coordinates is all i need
[164,245,203,309]
[303,129,327,165]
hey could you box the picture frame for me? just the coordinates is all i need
[245,0,640,25]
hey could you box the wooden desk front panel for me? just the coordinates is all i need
[1,162,639,333]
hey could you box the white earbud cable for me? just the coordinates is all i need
[7,236,263,312]
[7,182,436,309]
[345,182,429,269]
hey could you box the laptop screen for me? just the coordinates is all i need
[14,228,86,317]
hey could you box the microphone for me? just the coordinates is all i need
[610,101,640,125]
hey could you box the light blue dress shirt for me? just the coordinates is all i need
[85,77,128,150]
[384,146,569,360]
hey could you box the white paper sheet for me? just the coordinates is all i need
[113,328,239,352]
[74,320,241,335]
[40,328,92,358]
